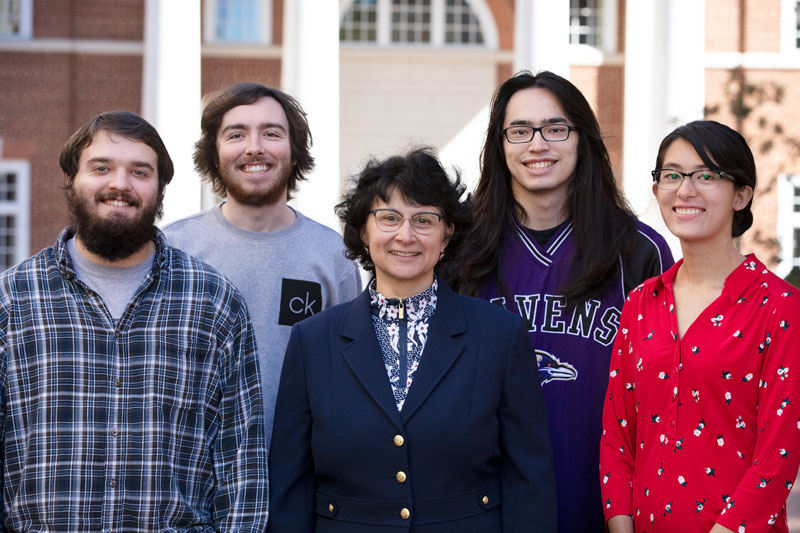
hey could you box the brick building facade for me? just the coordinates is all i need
[1,0,799,276]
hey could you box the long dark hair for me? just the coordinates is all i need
[454,71,637,306]
[655,120,756,238]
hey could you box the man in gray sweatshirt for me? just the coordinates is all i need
[163,83,362,451]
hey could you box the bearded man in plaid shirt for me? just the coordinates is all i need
[0,111,268,531]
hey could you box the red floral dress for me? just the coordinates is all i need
[601,255,800,533]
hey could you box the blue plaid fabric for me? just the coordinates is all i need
[0,227,268,532]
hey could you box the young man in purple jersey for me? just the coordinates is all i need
[454,71,674,532]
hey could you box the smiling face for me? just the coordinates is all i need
[68,131,162,261]
[362,188,452,299]
[503,87,579,214]
[654,137,753,246]
[215,96,295,207]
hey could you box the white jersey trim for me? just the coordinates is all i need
[513,218,574,268]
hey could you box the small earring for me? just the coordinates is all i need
[439,251,445,261]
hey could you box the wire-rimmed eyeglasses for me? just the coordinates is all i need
[369,208,444,235]
[651,169,737,191]
[502,124,577,143]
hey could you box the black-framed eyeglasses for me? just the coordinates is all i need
[502,124,578,143]
[369,208,444,235]
[651,168,737,191]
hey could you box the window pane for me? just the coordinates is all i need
[0,0,22,37]
[794,186,800,213]
[215,0,261,42]
[569,0,601,47]
[390,0,431,43]
[0,172,17,202]
[342,0,487,47]
[341,0,378,43]
[0,215,15,270]
[795,228,800,259]
[796,0,800,48]
[443,0,484,45]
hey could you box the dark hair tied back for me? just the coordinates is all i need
[655,120,756,238]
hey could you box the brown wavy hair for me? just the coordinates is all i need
[194,83,314,199]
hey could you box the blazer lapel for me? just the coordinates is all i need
[340,290,405,431]
[400,281,467,424]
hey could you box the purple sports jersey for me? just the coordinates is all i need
[482,217,674,533]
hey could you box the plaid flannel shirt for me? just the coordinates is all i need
[0,227,268,532]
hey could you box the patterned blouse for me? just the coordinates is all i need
[370,278,438,411]
[600,255,800,532]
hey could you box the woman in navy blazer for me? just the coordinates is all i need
[267,148,556,532]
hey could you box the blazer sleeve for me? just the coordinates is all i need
[267,324,315,533]
[499,315,558,532]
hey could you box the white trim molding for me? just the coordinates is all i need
[705,50,800,70]
[0,38,142,54]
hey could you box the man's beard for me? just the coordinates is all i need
[221,166,290,207]
[67,187,163,261]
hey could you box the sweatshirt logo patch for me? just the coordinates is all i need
[279,278,322,326]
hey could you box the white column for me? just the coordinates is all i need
[142,0,203,226]
[282,1,341,232]
[513,0,570,78]
[622,0,705,255]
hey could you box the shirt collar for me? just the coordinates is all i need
[54,226,169,281]
[369,277,438,321]
[724,254,766,303]
[659,254,764,304]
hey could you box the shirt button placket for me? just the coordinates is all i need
[104,327,124,531]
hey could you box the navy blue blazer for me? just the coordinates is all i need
[267,281,556,532]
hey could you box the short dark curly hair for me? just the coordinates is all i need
[194,83,314,199]
[336,147,472,276]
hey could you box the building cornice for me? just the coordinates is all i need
[0,38,142,54]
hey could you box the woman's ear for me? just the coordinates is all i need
[733,185,754,212]
[441,223,455,251]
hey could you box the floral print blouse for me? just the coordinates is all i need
[369,278,438,411]
[600,255,800,532]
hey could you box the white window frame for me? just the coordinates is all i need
[776,173,800,278]
[780,0,800,53]
[0,160,30,269]
[203,0,272,45]
[339,0,498,49]
[0,0,32,40]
